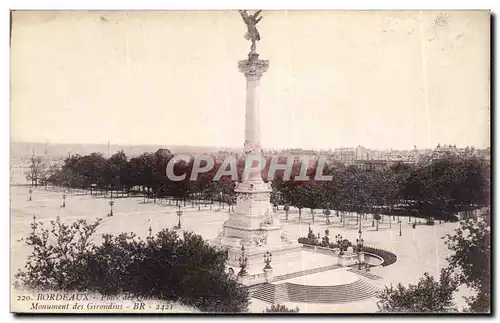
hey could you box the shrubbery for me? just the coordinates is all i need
[297,227,352,251]
[15,217,249,313]
[296,227,397,266]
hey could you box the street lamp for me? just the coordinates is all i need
[176,205,183,229]
[263,251,272,270]
[62,193,66,208]
[335,234,344,255]
[108,199,114,217]
[238,245,248,277]
[356,236,364,270]
[398,219,402,236]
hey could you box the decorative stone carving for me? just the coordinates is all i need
[216,231,225,240]
[281,230,292,244]
[248,230,267,246]
[261,210,274,227]
[243,140,262,155]
[238,56,269,80]
[238,192,253,201]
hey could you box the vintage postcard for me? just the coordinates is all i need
[10,10,491,314]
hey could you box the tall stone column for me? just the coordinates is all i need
[238,53,269,183]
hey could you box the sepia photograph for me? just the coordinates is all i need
[9,9,491,314]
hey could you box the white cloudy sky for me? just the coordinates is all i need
[11,10,490,150]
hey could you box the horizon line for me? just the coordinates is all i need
[10,140,491,152]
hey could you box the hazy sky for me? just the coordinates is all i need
[11,10,490,150]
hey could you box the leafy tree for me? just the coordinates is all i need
[39,163,60,188]
[15,216,102,290]
[373,213,382,231]
[289,182,309,221]
[377,268,459,313]
[103,150,128,191]
[283,204,290,221]
[443,208,491,313]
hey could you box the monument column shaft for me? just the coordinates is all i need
[238,53,269,183]
[244,77,263,182]
[245,78,261,154]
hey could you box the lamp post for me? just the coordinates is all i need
[398,219,402,236]
[108,199,114,217]
[356,233,364,270]
[62,193,66,208]
[238,245,248,277]
[263,251,272,270]
[176,205,183,229]
[335,234,344,255]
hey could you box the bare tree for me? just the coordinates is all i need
[24,156,45,187]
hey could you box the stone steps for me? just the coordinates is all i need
[274,283,289,304]
[251,279,379,304]
[286,280,378,304]
[251,283,276,304]
[270,264,341,283]
[347,268,383,280]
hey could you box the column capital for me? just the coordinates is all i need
[238,53,269,80]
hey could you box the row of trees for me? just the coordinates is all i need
[29,149,490,220]
[273,155,489,221]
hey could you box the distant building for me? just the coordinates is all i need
[355,145,370,161]
[334,147,356,165]
[353,160,391,171]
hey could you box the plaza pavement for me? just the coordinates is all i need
[10,186,474,313]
